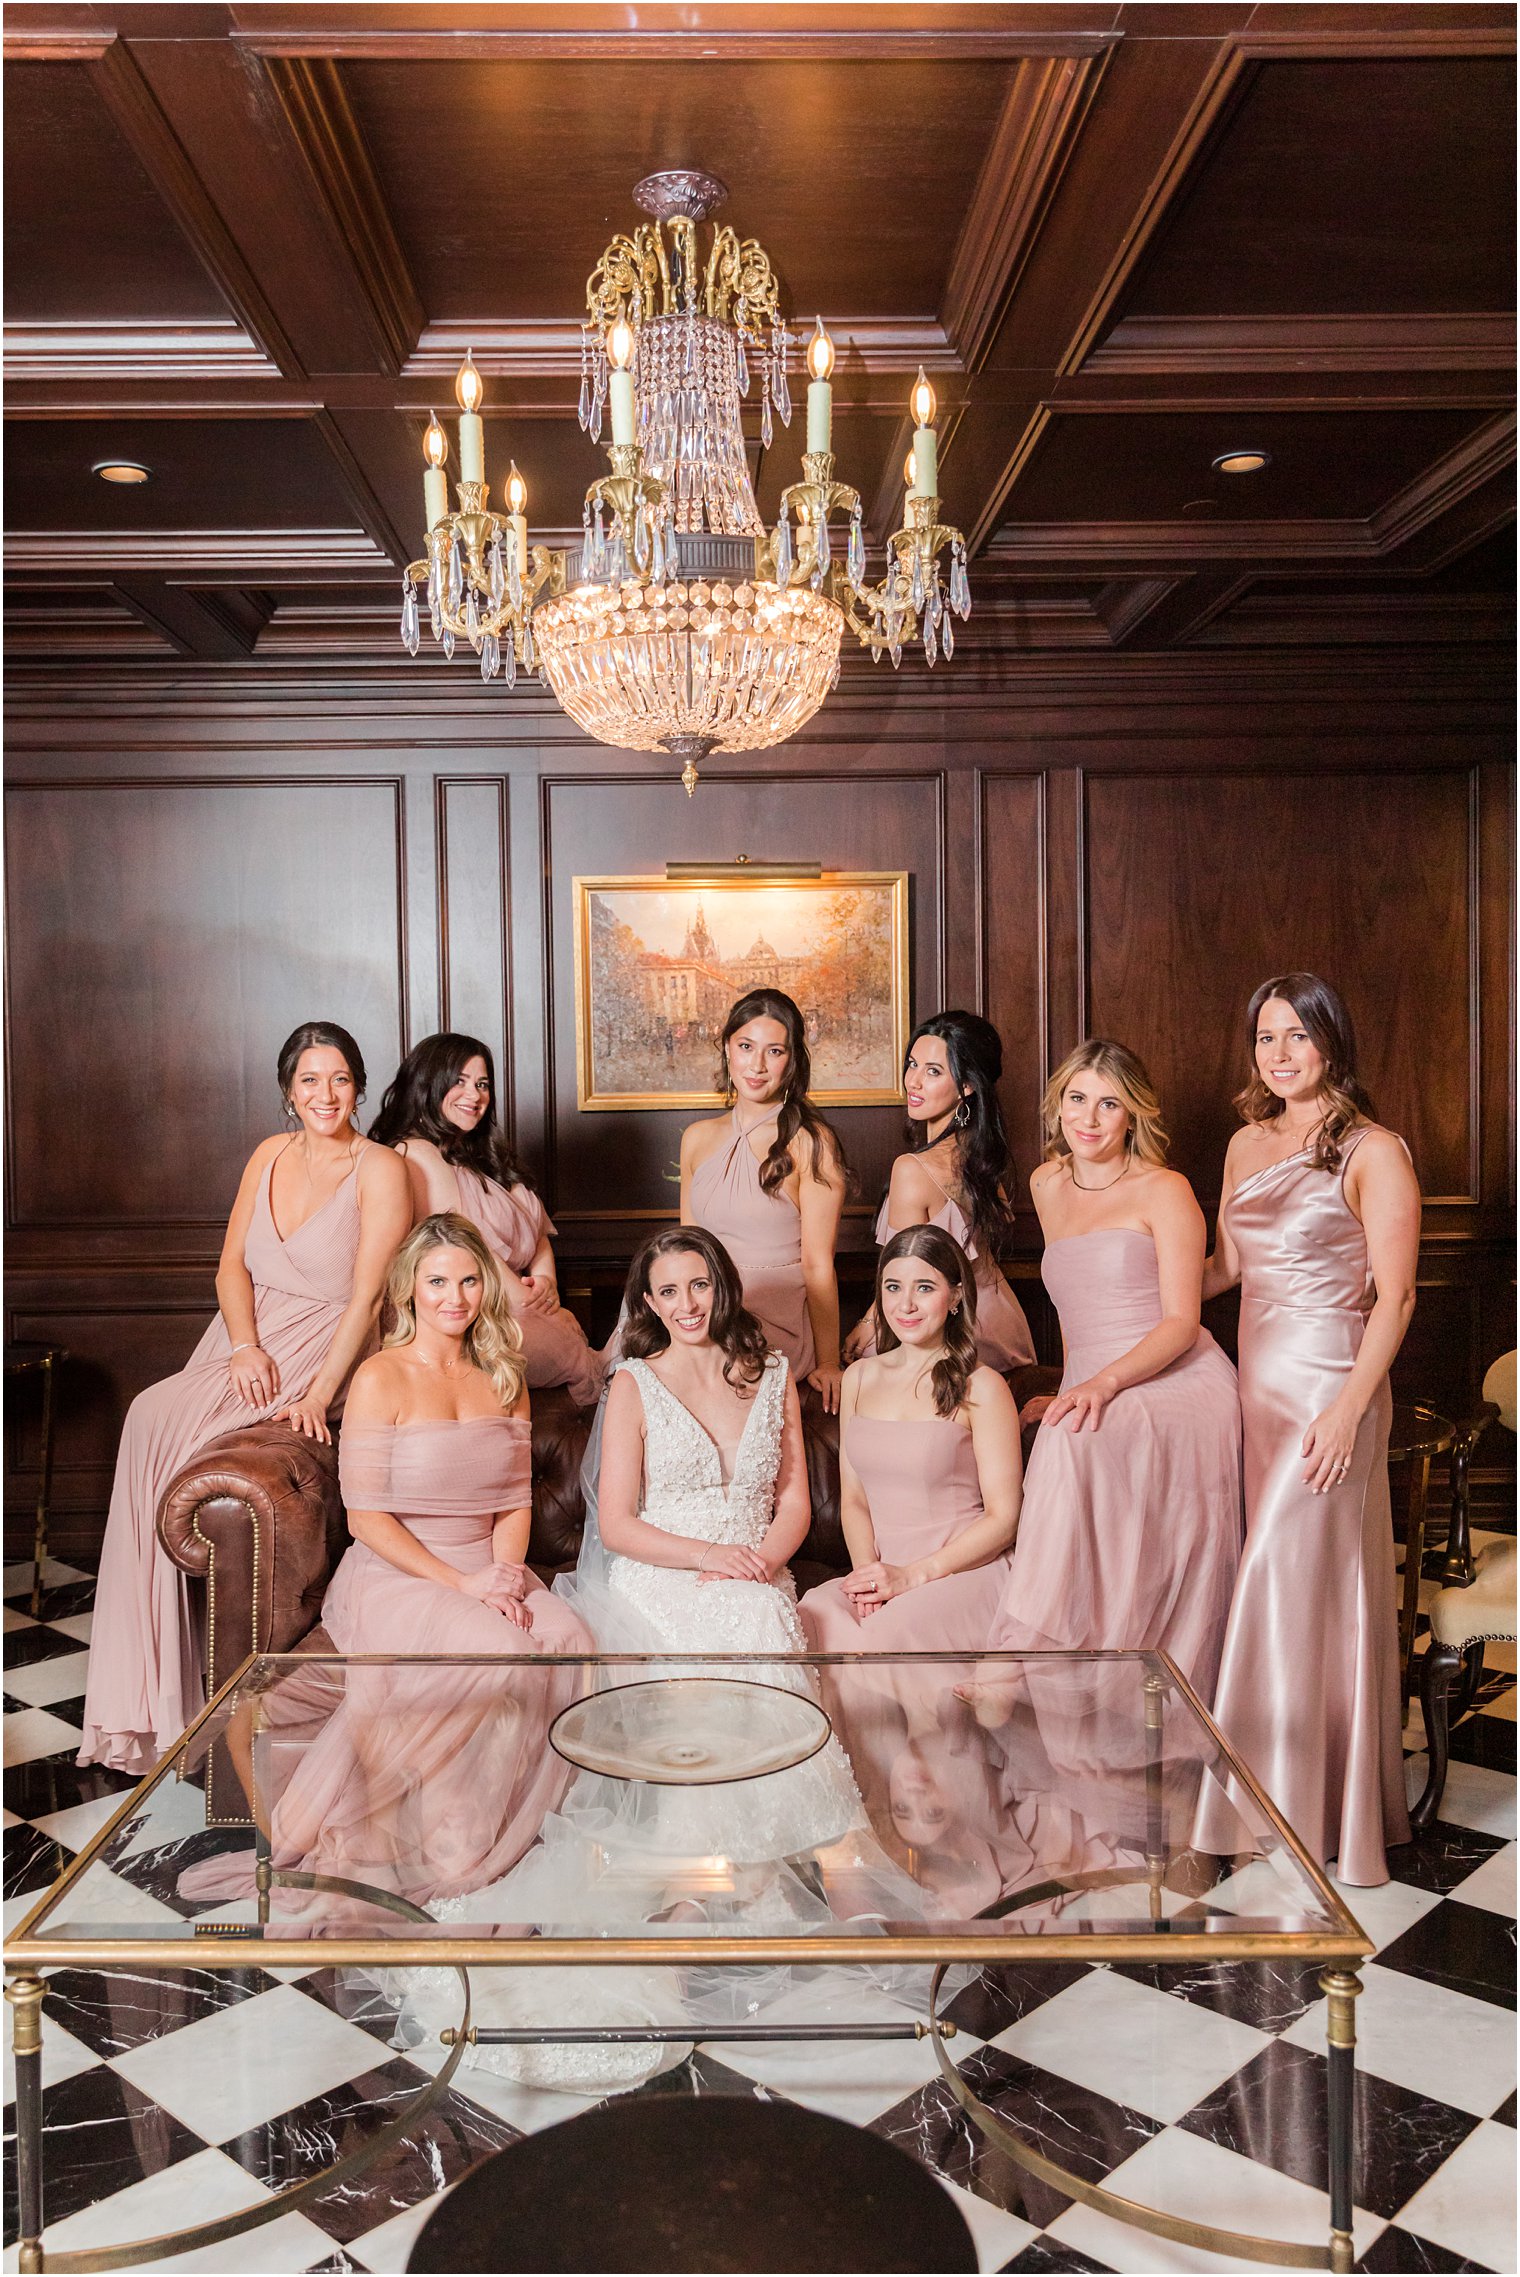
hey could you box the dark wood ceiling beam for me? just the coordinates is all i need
[111,574,258,659]
[1084,311,1517,377]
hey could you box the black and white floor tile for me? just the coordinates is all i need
[4,1541,1515,2273]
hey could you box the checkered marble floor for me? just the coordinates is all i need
[4,1542,1515,2274]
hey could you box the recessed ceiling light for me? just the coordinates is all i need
[93,460,151,484]
[1212,450,1271,476]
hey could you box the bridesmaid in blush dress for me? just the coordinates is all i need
[180,1212,594,1910]
[844,1012,1035,1372]
[1194,975,1419,1887]
[800,1225,1024,1843]
[371,1033,602,1406]
[681,989,848,1411]
[79,1022,411,1775]
[983,1041,1242,1701]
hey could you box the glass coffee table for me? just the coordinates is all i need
[6,1647,1372,2274]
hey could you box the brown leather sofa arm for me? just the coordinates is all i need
[156,1423,344,1694]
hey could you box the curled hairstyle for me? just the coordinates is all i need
[718,989,847,1197]
[277,1022,366,1121]
[1041,1040,1169,1168]
[384,1212,526,1412]
[370,1032,526,1190]
[873,1225,980,1420]
[1236,973,1373,1171]
[620,1226,770,1391]
[905,1010,1016,1255]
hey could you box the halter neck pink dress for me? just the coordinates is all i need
[988,1227,1243,1701]
[799,1416,1016,1840]
[451,1164,603,1407]
[79,1147,366,1776]
[688,1109,815,1375]
[1194,1129,1410,1886]
[178,1414,593,1911]
[862,1160,1035,1371]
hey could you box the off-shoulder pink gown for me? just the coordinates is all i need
[79,1150,364,1776]
[988,1228,1243,1701]
[1194,1129,1410,1886]
[689,1110,815,1374]
[451,1165,603,1407]
[799,1416,1015,1840]
[179,1414,593,1909]
[857,1165,1035,1371]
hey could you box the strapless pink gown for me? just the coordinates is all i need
[688,1110,815,1374]
[988,1228,1243,1700]
[1194,1130,1410,1886]
[453,1166,603,1407]
[859,1168,1035,1371]
[79,1154,365,1775]
[178,1415,592,1910]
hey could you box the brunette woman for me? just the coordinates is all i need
[681,989,848,1411]
[179,1214,594,1912]
[79,1023,411,1775]
[1194,976,1419,1886]
[982,1041,1242,1701]
[844,1012,1034,1370]
[371,1033,602,1407]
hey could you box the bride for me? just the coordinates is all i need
[391,1228,928,2093]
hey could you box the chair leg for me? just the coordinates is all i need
[1398,1455,1431,1712]
[1443,1426,1480,1586]
[1411,1639,1460,1834]
[1452,1640,1486,1723]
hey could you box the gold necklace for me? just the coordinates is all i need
[1069,1151,1132,1192]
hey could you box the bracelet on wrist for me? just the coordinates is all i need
[229,1342,258,1357]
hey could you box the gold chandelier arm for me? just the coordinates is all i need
[732,236,782,332]
[586,228,662,329]
[704,224,741,322]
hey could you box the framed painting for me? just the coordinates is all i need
[572,872,910,1111]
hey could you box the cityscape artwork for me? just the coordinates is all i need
[572,873,910,1110]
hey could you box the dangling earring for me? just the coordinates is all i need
[282,1096,298,1126]
[953,1097,972,1131]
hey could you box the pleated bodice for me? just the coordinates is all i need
[688,1111,814,1373]
[452,1166,555,1278]
[338,1416,531,1520]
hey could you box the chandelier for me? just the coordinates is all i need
[400,170,971,793]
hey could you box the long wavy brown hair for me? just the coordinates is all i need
[620,1226,770,1390]
[1040,1040,1169,1167]
[1235,973,1373,1171]
[717,989,847,1197]
[872,1225,980,1420]
[384,1212,525,1411]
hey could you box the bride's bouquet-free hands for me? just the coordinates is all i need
[694,1542,772,1587]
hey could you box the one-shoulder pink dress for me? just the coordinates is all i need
[79,1151,365,1775]
[988,1227,1243,1701]
[178,1414,593,1911]
[857,1162,1035,1371]
[688,1109,815,1375]
[1194,1130,1410,1886]
[452,1165,603,1407]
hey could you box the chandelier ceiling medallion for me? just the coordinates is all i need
[401,170,971,793]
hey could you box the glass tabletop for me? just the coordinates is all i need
[9,1648,1369,1966]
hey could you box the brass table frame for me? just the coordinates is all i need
[6,1648,1373,2274]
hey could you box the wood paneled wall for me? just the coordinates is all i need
[5,663,1512,1551]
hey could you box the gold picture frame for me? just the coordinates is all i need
[572,871,910,1111]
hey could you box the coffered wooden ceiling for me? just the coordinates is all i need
[4,1,1514,668]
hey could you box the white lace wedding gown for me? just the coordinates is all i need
[383,1354,933,2094]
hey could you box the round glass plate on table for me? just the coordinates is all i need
[549,1676,831,1784]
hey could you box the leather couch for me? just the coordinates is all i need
[157,1366,1060,1715]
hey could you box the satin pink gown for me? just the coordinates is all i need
[79,1151,365,1776]
[988,1228,1243,1701]
[1194,1129,1411,1886]
[688,1110,815,1374]
[452,1166,603,1407]
[179,1414,592,1911]
[859,1165,1035,1371]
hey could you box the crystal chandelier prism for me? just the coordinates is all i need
[401,169,970,793]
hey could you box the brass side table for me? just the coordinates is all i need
[5,1342,68,1618]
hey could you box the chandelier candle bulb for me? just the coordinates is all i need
[505,462,528,575]
[806,318,835,453]
[607,319,637,448]
[909,368,938,499]
[423,413,449,531]
[454,352,485,484]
